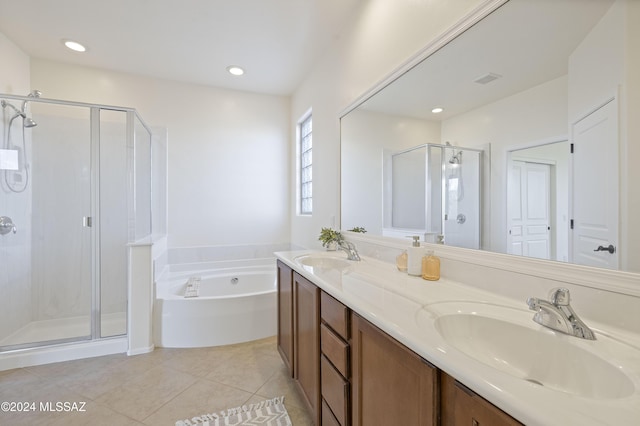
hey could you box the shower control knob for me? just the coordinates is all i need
[0,216,16,235]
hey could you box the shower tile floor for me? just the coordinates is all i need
[0,336,313,425]
[0,312,127,347]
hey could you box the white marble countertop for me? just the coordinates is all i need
[275,250,640,426]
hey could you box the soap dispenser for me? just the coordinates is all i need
[396,250,408,272]
[421,250,440,281]
[407,236,423,276]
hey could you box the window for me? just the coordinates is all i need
[299,113,312,214]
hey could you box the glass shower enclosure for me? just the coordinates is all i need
[0,93,152,352]
[384,143,483,249]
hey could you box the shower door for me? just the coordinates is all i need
[0,94,151,352]
[0,101,93,350]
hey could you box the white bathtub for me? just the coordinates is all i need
[154,258,277,348]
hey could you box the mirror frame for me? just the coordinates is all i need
[338,0,640,296]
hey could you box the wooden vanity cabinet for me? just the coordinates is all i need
[351,313,439,426]
[277,263,321,423]
[440,373,523,426]
[293,272,321,425]
[276,261,294,375]
[320,291,351,425]
[277,262,525,426]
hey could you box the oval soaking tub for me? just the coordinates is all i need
[154,259,277,348]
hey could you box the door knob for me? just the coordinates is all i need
[593,244,616,254]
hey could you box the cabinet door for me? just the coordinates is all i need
[351,314,438,426]
[441,373,523,426]
[277,261,294,375]
[294,272,321,424]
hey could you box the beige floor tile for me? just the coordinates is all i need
[142,378,253,425]
[1,337,309,425]
[158,346,235,378]
[25,352,127,382]
[204,351,283,393]
[0,368,49,400]
[0,377,96,426]
[255,363,309,412]
[48,401,146,426]
[96,365,198,421]
[285,403,315,425]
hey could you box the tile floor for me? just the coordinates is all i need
[0,336,314,425]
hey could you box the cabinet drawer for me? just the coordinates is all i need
[321,291,350,339]
[322,399,341,426]
[321,355,349,426]
[321,323,349,378]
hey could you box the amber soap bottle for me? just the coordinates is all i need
[421,250,440,281]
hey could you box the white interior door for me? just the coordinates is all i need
[507,161,551,259]
[571,98,619,269]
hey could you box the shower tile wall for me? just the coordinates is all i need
[0,33,37,344]
[166,242,294,265]
[0,114,32,343]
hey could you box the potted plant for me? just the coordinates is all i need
[319,227,343,251]
[348,226,367,233]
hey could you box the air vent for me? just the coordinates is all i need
[474,72,502,85]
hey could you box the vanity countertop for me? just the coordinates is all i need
[275,250,640,426]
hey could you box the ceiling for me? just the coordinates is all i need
[0,0,362,96]
[360,0,615,121]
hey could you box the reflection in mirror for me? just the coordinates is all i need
[379,143,484,249]
[506,140,569,262]
[340,0,639,272]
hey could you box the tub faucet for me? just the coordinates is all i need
[526,287,595,340]
[338,240,361,261]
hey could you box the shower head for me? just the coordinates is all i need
[2,99,37,127]
[23,117,37,128]
[449,150,462,165]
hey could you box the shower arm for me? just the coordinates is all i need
[1,100,25,118]
[21,90,41,113]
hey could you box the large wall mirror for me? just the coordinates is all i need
[341,0,639,273]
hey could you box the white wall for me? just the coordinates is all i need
[626,0,640,272]
[441,76,568,254]
[31,58,291,249]
[0,32,30,95]
[341,109,441,235]
[290,0,486,249]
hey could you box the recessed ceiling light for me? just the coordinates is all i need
[227,66,245,76]
[63,39,87,52]
[432,107,444,114]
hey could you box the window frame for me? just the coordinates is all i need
[298,110,313,215]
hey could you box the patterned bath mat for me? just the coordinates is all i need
[175,396,292,426]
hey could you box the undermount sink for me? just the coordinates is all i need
[417,302,636,400]
[295,254,353,271]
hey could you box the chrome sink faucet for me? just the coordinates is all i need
[338,240,361,261]
[527,288,596,340]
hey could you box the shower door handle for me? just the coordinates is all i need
[83,216,93,228]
